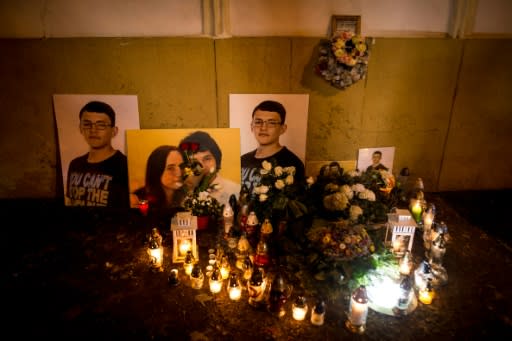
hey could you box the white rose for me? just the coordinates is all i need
[349,205,363,221]
[275,179,285,190]
[306,176,315,185]
[284,166,296,175]
[259,193,268,202]
[351,183,366,193]
[254,185,269,194]
[341,184,353,200]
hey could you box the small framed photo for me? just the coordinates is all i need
[331,15,361,36]
[357,146,395,174]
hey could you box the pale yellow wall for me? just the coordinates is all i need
[0,36,511,199]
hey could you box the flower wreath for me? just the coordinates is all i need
[315,31,371,90]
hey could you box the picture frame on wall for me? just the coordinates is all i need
[331,15,361,36]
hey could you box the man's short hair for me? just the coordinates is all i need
[79,101,116,126]
[373,150,382,157]
[180,131,222,170]
[252,100,286,124]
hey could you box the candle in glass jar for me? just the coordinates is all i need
[138,199,149,216]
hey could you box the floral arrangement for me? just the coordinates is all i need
[307,163,400,224]
[179,142,223,218]
[315,31,370,90]
[250,159,308,223]
[306,220,375,261]
[183,190,223,217]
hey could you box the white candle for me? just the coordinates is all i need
[292,306,308,321]
[209,280,222,294]
[349,301,368,326]
[228,286,242,300]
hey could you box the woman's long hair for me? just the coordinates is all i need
[144,145,185,209]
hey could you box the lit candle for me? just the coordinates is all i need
[138,199,149,216]
[423,211,434,230]
[418,279,435,304]
[228,272,242,301]
[410,199,423,223]
[209,268,223,294]
[399,251,413,276]
[183,250,195,276]
[179,239,192,256]
[346,285,368,334]
[292,296,308,321]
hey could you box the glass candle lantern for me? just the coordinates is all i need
[227,271,242,301]
[292,295,308,321]
[147,228,163,271]
[346,285,369,334]
[247,267,267,308]
[183,250,195,276]
[267,272,293,317]
[209,267,223,294]
[190,264,204,290]
[418,278,435,304]
[399,250,413,276]
[310,300,326,326]
[171,212,198,263]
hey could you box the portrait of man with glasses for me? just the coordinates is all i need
[241,100,306,194]
[65,100,130,207]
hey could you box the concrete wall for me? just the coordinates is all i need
[0,0,511,198]
[1,36,511,199]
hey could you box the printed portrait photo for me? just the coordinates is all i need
[228,93,309,163]
[53,94,140,207]
[126,128,241,209]
[357,146,395,174]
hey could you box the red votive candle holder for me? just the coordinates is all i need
[139,199,149,216]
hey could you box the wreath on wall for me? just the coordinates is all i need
[315,31,371,90]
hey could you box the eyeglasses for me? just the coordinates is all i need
[81,121,112,130]
[252,119,282,128]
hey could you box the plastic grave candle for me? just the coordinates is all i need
[254,239,270,268]
[227,272,242,301]
[183,250,195,276]
[399,250,413,276]
[418,278,435,305]
[247,267,267,308]
[310,300,326,326]
[147,228,163,271]
[397,275,413,310]
[414,260,433,291]
[190,264,204,290]
[409,199,423,224]
[219,255,231,280]
[292,296,308,321]
[242,256,254,282]
[223,202,234,236]
[168,268,180,286]
[346,285,369,334]
[429,233,447,266]
[209,267,223,294]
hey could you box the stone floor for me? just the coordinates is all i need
[4,191,512,340]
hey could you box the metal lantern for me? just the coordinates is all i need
[385,208,417,257]
[171,211,198,263]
